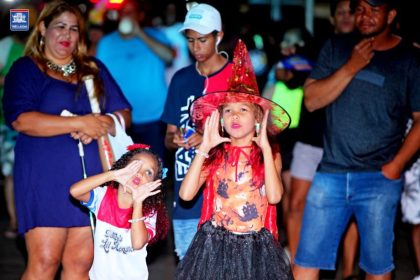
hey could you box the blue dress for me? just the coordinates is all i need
[3,57,132,234]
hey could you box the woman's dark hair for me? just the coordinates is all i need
[108,148,169,245]
[25,0,105,106]
[330,0,350,16]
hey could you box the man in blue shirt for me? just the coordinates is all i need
[293,0,420,279]
[97,0,174,160]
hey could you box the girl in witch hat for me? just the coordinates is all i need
[176,39,293,280]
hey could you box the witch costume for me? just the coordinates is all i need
[175,40,293,280]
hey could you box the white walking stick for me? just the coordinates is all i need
[61,109,94,232]
[83,75,114,171]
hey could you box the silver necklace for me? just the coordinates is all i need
[46,59,77,77]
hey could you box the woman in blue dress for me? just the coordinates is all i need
[2,1,132,279]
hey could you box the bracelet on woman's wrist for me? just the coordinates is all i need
[195,149,209,158]
[128,216,146,223]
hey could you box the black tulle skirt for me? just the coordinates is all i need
[176,221,294,280]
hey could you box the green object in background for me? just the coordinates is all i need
[0,37,25,125]
[253,34,264,50]
[271,82,303,129]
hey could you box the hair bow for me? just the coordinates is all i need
[162,167,168,179]
[127,143,151,151]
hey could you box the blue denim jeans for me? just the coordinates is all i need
[295,171,403,275]
[173,218,199,260]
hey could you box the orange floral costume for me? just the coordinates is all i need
[177,145,293,280]
[198,144,279,238]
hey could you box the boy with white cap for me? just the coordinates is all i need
[161,3,232,260]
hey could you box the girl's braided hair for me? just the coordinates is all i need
[108,147,169,245]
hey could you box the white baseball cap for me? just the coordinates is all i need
[179,3,221,34]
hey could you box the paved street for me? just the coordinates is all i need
[0,186,417,280]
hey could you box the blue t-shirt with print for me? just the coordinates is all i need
[310,34,420,172]
[162,62,232,219]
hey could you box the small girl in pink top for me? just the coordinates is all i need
[70,144,169,280]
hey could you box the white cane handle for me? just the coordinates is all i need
[60,109,74,117]
[83,75,114,171]
[83,76,100,113]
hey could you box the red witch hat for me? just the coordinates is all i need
[190,39,291,135]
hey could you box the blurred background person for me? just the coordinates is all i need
[330,0,355,35]
[401,140,420,280]
[2,1,131,278]
[262,26,316,252]
[0,28,25,241]
[162,2,232,261]
[156,1,192,85]
[400,31,420,280]
[86,3,105,57]
[0,2,37,241]
[401,34,420,277]
[329,2,360,278]
[97,0,174,162]
[277,3,358,278]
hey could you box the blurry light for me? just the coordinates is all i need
[78,4,87,13]
[253,34,264,50]
[107,0,124,9]
[89,0,124,9]
[106,9,118,21]
[249,49,268,76]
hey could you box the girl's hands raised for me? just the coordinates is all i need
[113,160,144,192]
[200,110,231,152]
[126,180,162,205]
[252,110,271,152]
[113,160,162,204]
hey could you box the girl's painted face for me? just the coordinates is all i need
[221,102,258,139]
[130,153,159,186]
[40,11,79,64]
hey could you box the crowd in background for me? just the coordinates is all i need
[0,0,419,279]
[0,0,418,85]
